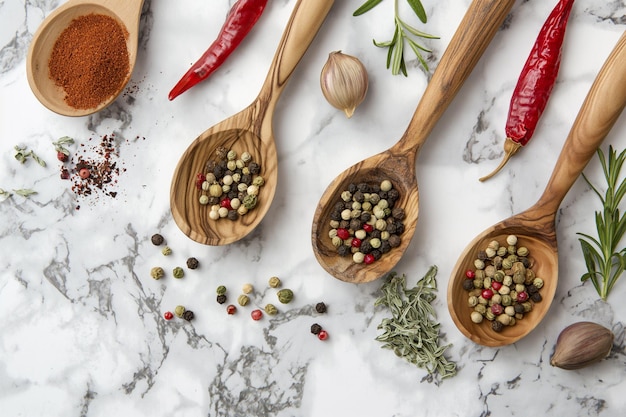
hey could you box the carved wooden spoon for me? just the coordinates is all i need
[311,0,516,283]
[171,0,335,245]
[26,0,145,116]
[448,31,626,347]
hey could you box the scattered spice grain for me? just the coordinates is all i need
[151,234,164,246]
[186,257,199,269]
[182,310,195,321]
[49,13,130,109]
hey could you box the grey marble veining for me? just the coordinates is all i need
[2,0,626,416]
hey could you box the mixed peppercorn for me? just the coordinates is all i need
[328,179,404,265]
[463,235,544,332]
[196,146,264,221]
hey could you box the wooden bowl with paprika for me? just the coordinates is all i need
[26,0,144,116]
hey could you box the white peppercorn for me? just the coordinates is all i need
[353,252,365,263]
[506,234,518,246]
[199,195,209,205]
[471,311,484,324]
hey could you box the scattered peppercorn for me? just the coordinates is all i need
[264,303,278,315]
[186,257,199,269]
[162,246,172,256]
[251,309,263,321]
[163,311,174,320]
[216,285,227,295]
[173,267,184,279]
[217,294,227,304]
[174,305,186,318]
[318,330,329,341]
[277,289,294,304]
[150,266,165,280]
[226,304,237,315]
[237,294,250,306]
[268,276,281,288]
[310,323,322,335]
[182,310,195,321]
[151,234,164,246]
[79,167,90,179]
[315,302,327,314]
[242,283,254,294]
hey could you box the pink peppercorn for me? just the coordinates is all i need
[336,228,350,240]
[481,289,494,300]
[220,197,232,210]
[163,311,173,320]
[491,304,504,315]
[362,224,374,233]
[226,304,237,315]
[363,254,376,265]
[351,238,362,248]
[79,168,90,179]
[251,309,263,321]
[465,269,475,279]
[318,330,329,341]
[517,291,529,302]
[491,281,503,291]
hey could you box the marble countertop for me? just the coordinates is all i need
[2,0,626,415]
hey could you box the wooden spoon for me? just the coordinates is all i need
[448,30,626,348]
[311,0,516,283]
[26,0,145,116]
[170,0,335,246]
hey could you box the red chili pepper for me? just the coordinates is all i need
[168,0,269,101]
[480,0,574,181]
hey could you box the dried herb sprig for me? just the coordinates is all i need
[354,0,438,75]
[375,267,456,381]
[52,136,75,156]
[578,145,626,300]
[0,188,37,200]
[14,145,46,167]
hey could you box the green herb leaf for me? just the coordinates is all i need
[577,145,626,300]
[53,136,75,155]
[353,0,384,16]
[13,188,37,197]
[355,0,438,75]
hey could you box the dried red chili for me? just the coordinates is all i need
[168,0,268,100]
[480,0,575,181]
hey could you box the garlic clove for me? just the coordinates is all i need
[550,321,614,370]
[320,51,368,118]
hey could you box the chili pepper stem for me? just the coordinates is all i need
[479,138,522,182]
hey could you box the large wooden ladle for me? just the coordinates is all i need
[311,0,515,283]
[26,0,145,116]
[448,30,626,347]
[170,0,335,245]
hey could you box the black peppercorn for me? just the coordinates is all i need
[337,245,351,257]
[492,321,504,332]
[357,183,370,193]
[248,162,260,174]
[353,190,365,203]
[477,250,488,261]
[217,294,227,304]
[310,323,322,335]
[360,212,371,222]
[387,189,399,201]
[371,249,382,261]
[182,310,195,321]
[391,207,405,220]
[348,183,357,194]
[530,292,542,302]
[380,241,391,253]
[315,302,327,314]
[520,257,531,268]
[462,280,474,291]
[151,234,164,246]
[227,210,238,221]
[186,257,199,269]
[514,303,525,314]
[527,284,538,294]
[388,235,401,248]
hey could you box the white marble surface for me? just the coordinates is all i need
[2,0,626,415]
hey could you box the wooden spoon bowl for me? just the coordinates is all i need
[170,0,335,246]
[26,0,145,116]
[448,30,626,347]
[311,0,516,283]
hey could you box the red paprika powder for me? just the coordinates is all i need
[48,13,130,110]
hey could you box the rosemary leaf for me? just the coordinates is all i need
[354,0,438,75]
[375,267,457,381]
[578,145,626,300]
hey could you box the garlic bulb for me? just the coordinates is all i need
[550,321,614,370]
[320,51,368,118]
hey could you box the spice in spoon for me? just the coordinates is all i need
[480,0,575,181]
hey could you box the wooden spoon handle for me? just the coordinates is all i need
[257,0,334,110]
[102,0,145,30]
[535,31,626,213]
[395,0,515,155]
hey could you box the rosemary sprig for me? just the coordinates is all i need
[354,0,438,75]
[375,267,456,381]
[578,145,626,300]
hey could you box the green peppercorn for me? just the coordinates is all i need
[277,289,294,304]
[243,194,257,209]
[173,267,184,279]
[264,304,278,315]
[161,246,172,256]
[150,266,165,280]
[174,305,185,318]
[268,276,281,288]
[216,285,227,295]
[237,294,250,306]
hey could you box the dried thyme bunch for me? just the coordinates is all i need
[375,267,456,381]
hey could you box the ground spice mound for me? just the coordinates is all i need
[48,13,130,110]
